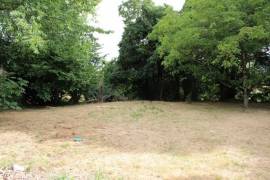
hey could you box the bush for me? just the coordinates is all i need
[0,76,27,110]
[250,86,270,103]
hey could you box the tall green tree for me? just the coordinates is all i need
[150,0,270,107]
[0,0,101,107]
[113,0,180,100]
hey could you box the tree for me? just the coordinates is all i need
[0,0,102,107]
[110,0,180,100]
[150,0,270,107]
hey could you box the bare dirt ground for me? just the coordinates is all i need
[0,101,270,179]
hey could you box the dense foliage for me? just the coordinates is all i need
[106,0,182,101]
[0,0,102,109]
[0,75,26,110]
[150,0,270,107]
[1,0,269,110]
[108,0,270,107]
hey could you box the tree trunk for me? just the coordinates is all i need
[242,53,249,109]
[70,91,81,104]
[243,74,249,108]
[159,80,164,100]
[0,65,4,76]
[51,90,61,105]
[98,80,104,103]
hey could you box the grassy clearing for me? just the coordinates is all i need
[0,101,269,179]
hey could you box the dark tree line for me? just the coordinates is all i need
[1,0,269,110]
[105,0,270,107]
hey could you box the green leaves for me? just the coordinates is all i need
[150,0,270,103]
[0,0,24,11]
[0,75,27,110]
[0,0,102,107]
[114,0,181,100]
[217,25,269,69]
[217,36,240,69]
[5,3,47,54]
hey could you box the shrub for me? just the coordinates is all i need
[0,75,27,110]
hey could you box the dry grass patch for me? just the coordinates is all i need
[0,101,270,179]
